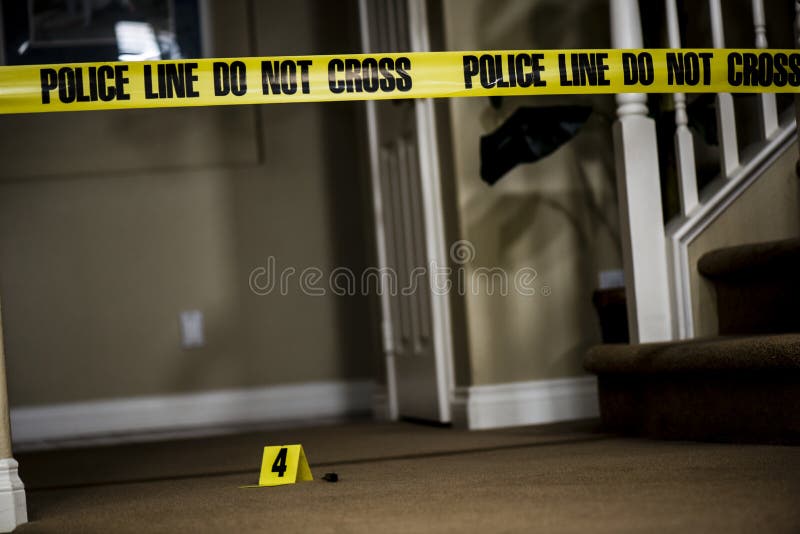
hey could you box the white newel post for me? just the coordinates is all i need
[610,0,673,343]
[0,299,26,532]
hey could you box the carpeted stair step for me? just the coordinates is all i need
[584,334,800,444]
[698,237,800,335]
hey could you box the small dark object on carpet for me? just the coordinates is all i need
[321,472,339,482]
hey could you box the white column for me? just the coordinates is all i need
[0,299,26,532]
[753,0,780,139]
[708,0,740,177]
[665,0,699,216]
[610,0,673,342]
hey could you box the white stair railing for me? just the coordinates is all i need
[611,0,798,341]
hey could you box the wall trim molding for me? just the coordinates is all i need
[10,380,375,451]
[450,376,599,430]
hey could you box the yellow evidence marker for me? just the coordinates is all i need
[249,445,314,487]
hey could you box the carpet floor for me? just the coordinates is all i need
[14,420,800,533]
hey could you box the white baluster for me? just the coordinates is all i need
[610,0,673,342]
[708,0,740,176]
[796,1,800,145]
[796,0,800,47]
[666,0,699,215]
[753,0,780,138]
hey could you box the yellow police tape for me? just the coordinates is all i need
[0,49,798,114]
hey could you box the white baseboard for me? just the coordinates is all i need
[11,380,375,451]
[451,376,599,430]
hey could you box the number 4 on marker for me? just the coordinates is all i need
[256,444,314,486]
[272,447,288,477]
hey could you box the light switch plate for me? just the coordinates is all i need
[179,310,205,349]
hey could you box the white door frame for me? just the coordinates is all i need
[358,0,455,422]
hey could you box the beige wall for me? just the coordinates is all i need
[689,144,800,338]
[442,0,623,385]
[0,0,378,406]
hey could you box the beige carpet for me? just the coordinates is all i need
[14,420,800,533]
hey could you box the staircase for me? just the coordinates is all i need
[586,0,800,444]
[585,238,800,444]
